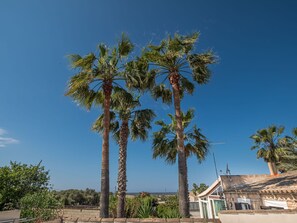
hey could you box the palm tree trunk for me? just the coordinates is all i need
[100,80,112,217]
[268,162,278,175]
[169,71,190,217]
[116,119,129,218]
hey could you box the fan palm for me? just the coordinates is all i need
[65,34,136,217]
[250,125,292,175]
[142,33,215,217]
[153,109,209,196]
[277,128,297,172]
[92,90,155,217]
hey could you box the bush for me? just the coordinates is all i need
[0,161,50,210]
[157,196,180,218]
[20,190,62,221]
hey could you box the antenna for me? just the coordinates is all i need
[226,163,231,175]
[213,152,219,179]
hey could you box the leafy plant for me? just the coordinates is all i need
[20,190,62,221]
[0,161,50,210]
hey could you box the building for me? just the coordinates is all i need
[197,170,297,219]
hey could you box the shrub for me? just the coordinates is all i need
[20,190,62,221]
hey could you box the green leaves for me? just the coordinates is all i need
[250,125,297,165]
[152,84,172,104]
[153,109,209,165]
[188,51,216,84]
[118,33,134,58]
[141,32,216,104]
[20,190,62,221]
[0,161,50,210]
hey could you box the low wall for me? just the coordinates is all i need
[0,210,21,220]
[61,208,100,221]
[219,209,297,223]
[63,218,219,223]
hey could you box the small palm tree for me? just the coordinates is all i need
[142,33,215,217]
[92,90,155,217]
[250,125,291,175]
[65,34,137,217]
[277,128,297,172]
[153,109,209,190]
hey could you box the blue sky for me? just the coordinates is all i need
[0,0,297,192]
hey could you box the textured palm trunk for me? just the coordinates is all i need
[116,119,129,218]
[268,162,278,175]
[169,71,190,217]
[100,80,112,218]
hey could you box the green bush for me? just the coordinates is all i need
[20,190,62,221]
[156,195,181,218]
[0,161,50,210]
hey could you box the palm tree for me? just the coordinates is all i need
[250,125,291,175]
[153,109,209,204]
[65,34,136,217]
[277,128,297,172]
[142,33,215,217]
[92,90,155,217]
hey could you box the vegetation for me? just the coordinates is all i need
[66,34,142,217]
[65,32,215,217]
[92,92,155,217]
[142,33,215,217]
[20,190,62,221]
[0,161,50,210]
[276,128,297,172]
[54,189,100,206]
[191,183,209,196]
[109,193,179,218]
[250,125,297,174]
[153,109,209,164]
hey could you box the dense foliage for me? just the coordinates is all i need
[250,125,297,174]
[54,189,100,206]
[0,161,50,210]
[20,190,62,221]
[108,193,179,218]
[191,183,209,196]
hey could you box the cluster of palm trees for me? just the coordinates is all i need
[65,33,216,218]
[250,125,297,175]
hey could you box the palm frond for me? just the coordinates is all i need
[152,84,172,104]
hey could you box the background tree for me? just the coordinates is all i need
[0,161,50,210]
[191,183,209,196]
[54,189,100,206]
[250,125,292,175]
[277,128,297,172]
[66,34,136,217]
[143,32,215,217]
[93,90,155,217]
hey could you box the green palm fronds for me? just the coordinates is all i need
[153,109,209,164]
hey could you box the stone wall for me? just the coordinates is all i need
[219,209,297,223]
[60,209,219,223]
[61,208,100,222]
[0,210,20,220]
[62,218,219,223]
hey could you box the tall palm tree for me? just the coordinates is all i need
[65,34,135,217]
[250,125,291,175]
[92,90,155,217]
[142,33,215,217]
[153,109,209,194]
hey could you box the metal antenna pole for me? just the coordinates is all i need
[213,152,219,179]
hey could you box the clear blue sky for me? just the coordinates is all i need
[1,0,297,192]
